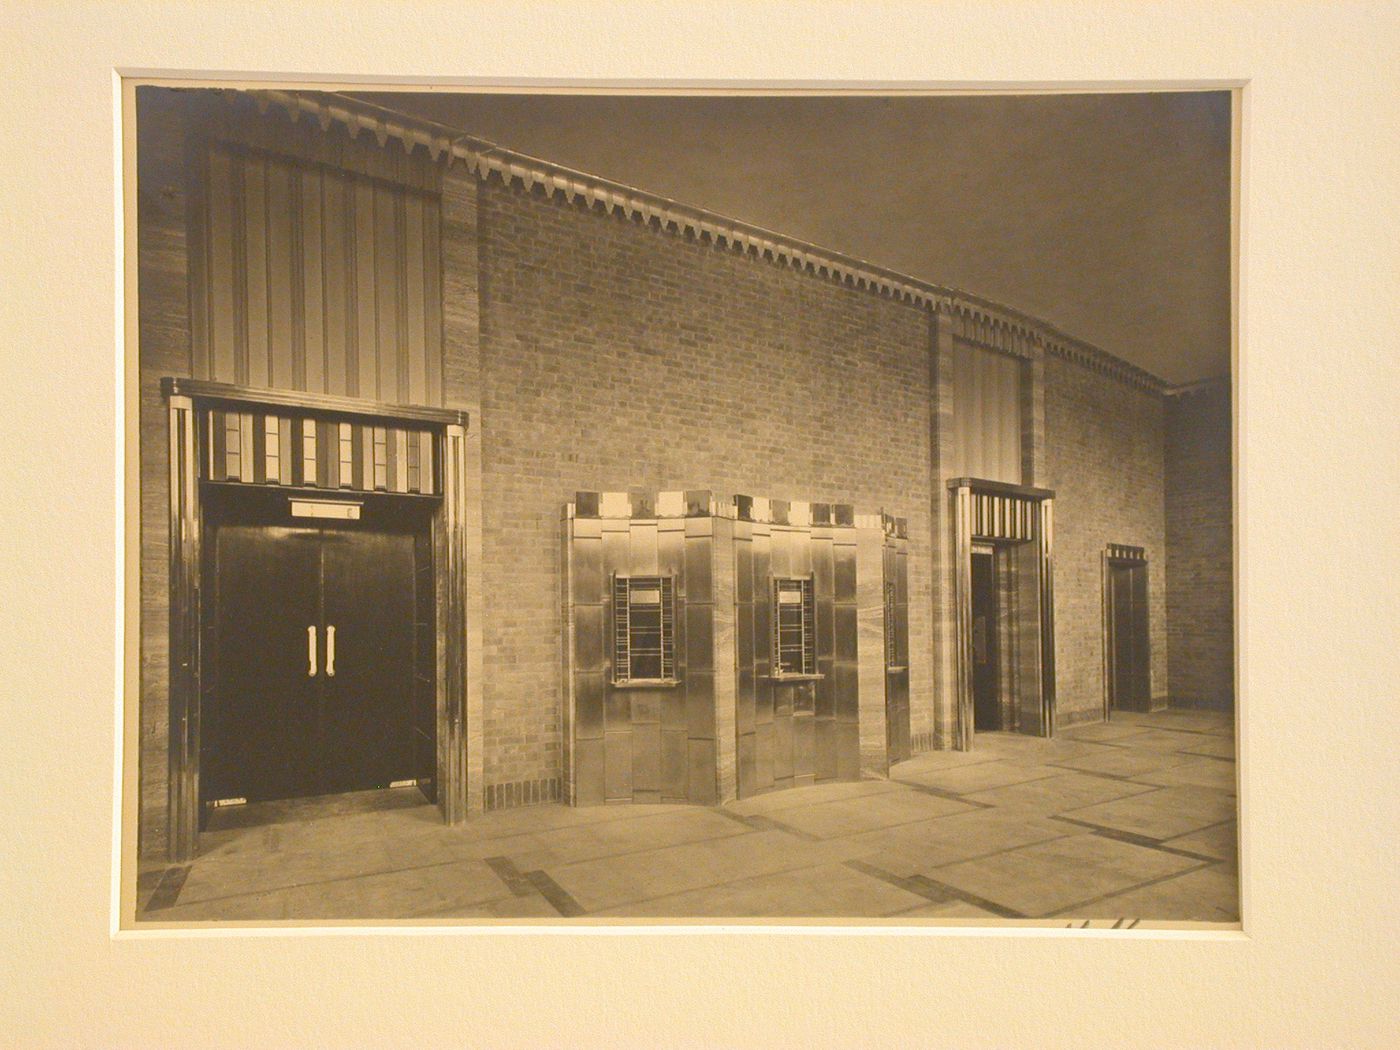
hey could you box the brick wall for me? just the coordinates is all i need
[1165,381,1234,709]
[476,175,934,791]
[1044,355,1169,722]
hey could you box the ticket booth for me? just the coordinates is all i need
[563,491,908,805]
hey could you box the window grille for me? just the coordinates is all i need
[772,577,816,676]
[612,575,676,683]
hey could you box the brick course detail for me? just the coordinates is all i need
[1165,382,1234,710]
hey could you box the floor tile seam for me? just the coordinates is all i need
[1072,732,1221,754]
[1178,751,1238,763]
[1040,861,1219,919]
[508,825,764,868]
[769,801,990,842]
[164,853,510,910]
[1049,818,1225,862]
[595,858,904,916]
[959,781,1163,809]
[140,865,192,913]
[722,789,907,823]
[904,827,1087,873]
[1054,783,1175,816]
[554,852,848,915]
[1158,817,1240,854]
[843,859,952,905]
[903,873,1028,919]
[1041,763,1146,782]
[524,869,588,917]
[888,779,998,807]
[896,767,1058,789]
[1124,774,1238,794]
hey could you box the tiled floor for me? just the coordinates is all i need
[134,708,1238,926]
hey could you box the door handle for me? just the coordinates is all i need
[307,625,317,677]
[326,624,336,677]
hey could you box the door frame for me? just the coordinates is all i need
[1101,543,1150,719]
[163,377,471,861]
[948,478,1057,749]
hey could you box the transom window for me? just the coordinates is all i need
[772,577,816,676]
[612,575,676,684]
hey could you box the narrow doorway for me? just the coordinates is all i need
[1105,549,1151,712]
[971,547,1000,730]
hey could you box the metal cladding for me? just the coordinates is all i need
[564,491,910,806]
[883,513,912,765]
[564,490,721,805]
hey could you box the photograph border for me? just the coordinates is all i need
[116,73,1245,937]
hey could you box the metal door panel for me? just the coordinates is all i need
[205,525,321,803]
[320,529,417,793]
[1013,539,1044,735]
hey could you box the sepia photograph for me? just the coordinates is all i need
[127,84,1237,927]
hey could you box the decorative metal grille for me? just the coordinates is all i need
[206,407,438,495]
[772,577,816,676]
[971,491,1035,541]
[612,575,676,683]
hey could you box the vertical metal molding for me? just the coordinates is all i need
[166,395,202,862]
[438,422,469,822]
[855,519,888,778]
[953,484,974,750]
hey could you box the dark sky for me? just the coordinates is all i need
[355,90,1232,385]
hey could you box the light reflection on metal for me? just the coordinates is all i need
[289,499,362,520]
[949,479,1057,749]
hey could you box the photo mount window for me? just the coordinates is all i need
[772,576,816,677]
[612,574,677,685]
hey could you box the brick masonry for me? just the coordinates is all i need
[1165,381,1234,709]
[1043,354,1170,720]
[476,175,935,794]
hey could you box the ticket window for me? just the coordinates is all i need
[611,575,677,685]
[772,577,816,677]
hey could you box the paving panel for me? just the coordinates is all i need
[929,834,1202,917]
[592,862,927,918]
[965,771,1162,812]
[1062,785,1238,840]
[763,790,975,839]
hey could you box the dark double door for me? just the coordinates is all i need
[203,520,421,806]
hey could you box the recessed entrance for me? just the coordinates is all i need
[949,478,1056,748]
[162,379,472,861]
[971,548,1000,731]
[1104,545,1151,713]
[201,489,433,812]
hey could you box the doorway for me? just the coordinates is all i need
[971,548,1000,730]
[200,487,434,814]
[1105,551,1151,712]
